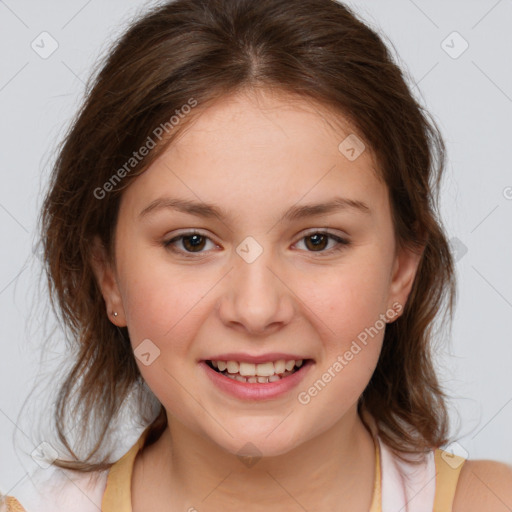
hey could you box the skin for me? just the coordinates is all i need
[91,88,426,511]
[454,460,512,511]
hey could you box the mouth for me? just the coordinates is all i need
[199,353,315,400]
[204,358,313,383]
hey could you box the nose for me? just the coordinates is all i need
[217,244,295,336]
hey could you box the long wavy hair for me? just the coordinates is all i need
[37,0,455,471]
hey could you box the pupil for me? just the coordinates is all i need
[306,234,327,251]
[184,234,205,252]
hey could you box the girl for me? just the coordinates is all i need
[2,0,511,510]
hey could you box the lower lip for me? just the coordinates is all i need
[200,360,314,400]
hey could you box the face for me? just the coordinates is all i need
[92,89,420,457]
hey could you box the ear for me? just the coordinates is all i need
[89,235,127,327]
[387,242,424,322]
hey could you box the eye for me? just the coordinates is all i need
[162,229,350,258]
[294,230,350,255]
[163,231,217,256]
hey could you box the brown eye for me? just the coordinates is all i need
[163,232,216,256]
[180,234,207,252]
[304,233,329,251]
[295,231,350,255]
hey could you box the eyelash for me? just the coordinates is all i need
[162,229,351,258]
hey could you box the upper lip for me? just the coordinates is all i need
[202,353,311,364]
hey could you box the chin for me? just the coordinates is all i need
[210,422,303,459]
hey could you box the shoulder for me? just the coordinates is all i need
[1,465,108,512]
[453,459,512,512]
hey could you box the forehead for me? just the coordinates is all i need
[172,89,375,168]
[120,89,388,223]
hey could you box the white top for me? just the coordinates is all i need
[1,465,107,512]
[1,429,465,512]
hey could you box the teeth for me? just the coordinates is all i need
[210,358,305,378]
[274,359,286,374]
[285,360,295,371]
[239,362,256,376]
[226,361,239,374]
[222,370,295,383]
[255,361,275,376]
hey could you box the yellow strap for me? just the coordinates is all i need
[0,430,150,512]
[433,449,466,511]
[368,434,382,512]
[102,427,151,512]
[1,496,27,512]
[103,425,382,511]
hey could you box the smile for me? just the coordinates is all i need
[206,359,305,383]
[200,358,315,400]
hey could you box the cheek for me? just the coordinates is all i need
[293,256,392,345]
[290,251,390,408]
[117,251,214,423]
[117,246,211,343]
[295,267,386,417]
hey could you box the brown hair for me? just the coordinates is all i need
[39,0,455,471]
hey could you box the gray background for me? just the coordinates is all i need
[1,0,512,497]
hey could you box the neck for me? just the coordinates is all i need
[133,407,377,511]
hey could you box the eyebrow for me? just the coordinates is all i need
[138,196,371,222]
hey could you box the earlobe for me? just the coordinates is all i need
[89,235,127,326]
